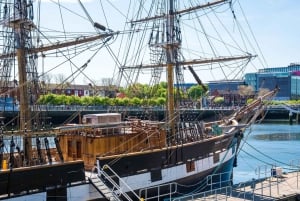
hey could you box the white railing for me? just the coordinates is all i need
[139,182,177,201]
[100,164,141,201]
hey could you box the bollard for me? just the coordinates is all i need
[2,159,7,170]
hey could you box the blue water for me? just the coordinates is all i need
[233,123,300,184]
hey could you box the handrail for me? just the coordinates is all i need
[206,171,233,190]
[100,164,141,201]
[62,110,82,125]
[172,185,232,201]
[139,182,178,200]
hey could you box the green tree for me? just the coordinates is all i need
[148,98,158,106]
[67,95,81,105]
[81,96,93,106]
[156,97,166,106]
[122,97,130,106]
[125,83,150,98]
[150,82,167,98]
[246,98,254,104]
[38,94,57,104]
[130,97,142,106]
[92,96,107,105]
[101,97,110,106]
[213,97,224,105]
[187,85,205,100]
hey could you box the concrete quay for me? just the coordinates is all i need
[173,171,300,201]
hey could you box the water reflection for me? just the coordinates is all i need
[247,123,300,141]
[253,133,300,141]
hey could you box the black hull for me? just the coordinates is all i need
[138,157,235,200]
[97,132,240,200]
[0,161,85,196]
[98,132,237,177]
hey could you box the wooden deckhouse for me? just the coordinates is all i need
[55,113,167,170]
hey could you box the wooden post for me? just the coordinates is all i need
[289,112,293,125]
[78,112,81,124]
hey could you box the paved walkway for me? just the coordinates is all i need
[173,171,300,201]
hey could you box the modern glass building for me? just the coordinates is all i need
[244,73,257,91]
[208,80,245,92]
[207,80,248,106]
[258,63,300,73]
[245,63,300,100]
[291,72,300,100]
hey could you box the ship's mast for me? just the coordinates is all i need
[0,0,115,165]
[166,0,193,138]
[127,0,255,139]
[166,0,176,137]
[0,0,36,131]
[12,0,36,163]
[14,5,32,131]
[0,0,114,130]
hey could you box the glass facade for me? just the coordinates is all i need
[208,80,245,92]
[291,76,300,99]
[207,80,247,106]
[244,73,257,90]
[249,72,290,100]
[244,64,300,100]
[202,64,300,101]
[258,64,300,73]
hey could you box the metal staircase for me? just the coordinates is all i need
[88,165,141,201]
[88,172,117,200]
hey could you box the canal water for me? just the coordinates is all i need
[233,122,300,184]
[3,122,300,200]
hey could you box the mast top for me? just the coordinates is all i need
[130,0,227,24]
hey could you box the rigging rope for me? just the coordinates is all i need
[236,0,268,68]
[281,104,300,114]
[241,139,299,170]
[57,0,75,84]
[237,106,300,173]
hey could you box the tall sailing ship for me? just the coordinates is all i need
[0,0,116,199]
[0,0,277,200]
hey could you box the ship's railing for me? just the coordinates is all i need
[138,182,177,201]
[171,171,233,200]
[172,186,232,201]
[32,105,165,112]
[232,87,278,121]
[99,164,141,201]
[206,171,233,190]
[172,160,300,201]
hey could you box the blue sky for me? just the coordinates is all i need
[36,0,300,84]
[239,0,300,68]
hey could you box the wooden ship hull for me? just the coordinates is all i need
[0,133,86,199]
[96,131,239,195]
[0,160,85,197]
[55,114,240,198]
[54,89,277,199]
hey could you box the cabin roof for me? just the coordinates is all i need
[83,113,121,117]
